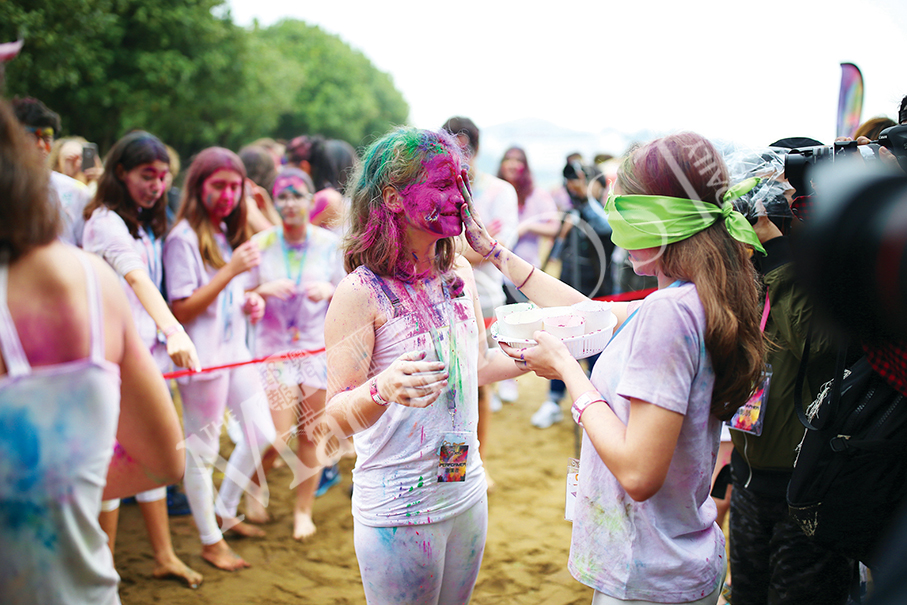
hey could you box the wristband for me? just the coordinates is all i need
[572,390,604,426]
[516,266,535,290]
[162,324,185,339]
[482,240,499,260]
[369,377,390,407]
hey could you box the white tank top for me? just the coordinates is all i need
[0,252,121,605]
[350,267,486,527]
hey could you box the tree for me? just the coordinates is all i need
[260,19,409,147]
[1,3,409,159]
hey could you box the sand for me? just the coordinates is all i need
[113,372,594,604]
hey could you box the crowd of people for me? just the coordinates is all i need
[2,84,907,605]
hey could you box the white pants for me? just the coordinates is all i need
[591,556,727,605]
[354,495,488,605]
[178,365,275,545]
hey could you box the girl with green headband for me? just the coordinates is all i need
[459,132,764,604]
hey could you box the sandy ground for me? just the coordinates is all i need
[114,372,594,605]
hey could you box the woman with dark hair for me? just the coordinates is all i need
[82,130,202,587]
[0,100,184,602]
[163,147,277,570]
[321,127,528,604]
[496,146,559,296]
[463,132,765,604]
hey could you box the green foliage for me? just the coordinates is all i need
[255,19,409,148]
[0,3,408,161]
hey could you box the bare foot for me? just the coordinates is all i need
[243,488,271,524]
[200,540,250,571]
[153,553,204,588]
[293,510,316,541]
[218,516,266,538]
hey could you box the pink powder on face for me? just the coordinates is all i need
[201,169,243,221]
[401,153,464,238]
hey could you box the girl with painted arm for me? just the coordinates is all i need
[81,131,202,588]
[320,128,526,605]
[461,133,766,605]
[163,148,277,571]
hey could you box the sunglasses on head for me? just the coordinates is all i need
[26,126,55,143]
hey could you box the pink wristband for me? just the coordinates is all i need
[369,377,390,406]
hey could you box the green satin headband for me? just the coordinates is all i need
[604,184,765,255]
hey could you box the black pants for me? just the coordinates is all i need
[729,482,853,605]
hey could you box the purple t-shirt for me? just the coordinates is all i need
[569,282,725,602]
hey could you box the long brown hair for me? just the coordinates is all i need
[0,100,59,260]
[83,131,170,239]
[617,132,764,420]
[174,147,250,269]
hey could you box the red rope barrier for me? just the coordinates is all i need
[162,347,326,380]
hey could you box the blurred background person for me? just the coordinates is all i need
[442,116,518,483]
[495,145,559,404]
[11,96,91,246]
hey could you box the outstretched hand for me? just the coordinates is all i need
[374,350,449,408]
[457,170,497,257]
[499,330,575,381]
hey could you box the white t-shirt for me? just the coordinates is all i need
[468,171,518,311]
[569,283,725,602]
[50,171,91,247]
[83,207,169,371]
[248,225,344,357]
[163,220,252,381]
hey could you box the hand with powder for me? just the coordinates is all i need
[457,171,496,257]
[499,331,575,382]
[374,350,449,408]
[242,291,266,324]
[304,281,335,302]
[256,278,297,301]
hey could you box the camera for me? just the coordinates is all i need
[784,124,907,197]
[789,160,907,342]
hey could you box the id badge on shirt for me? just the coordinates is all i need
[727,365,772,436]
[437,432,469,483]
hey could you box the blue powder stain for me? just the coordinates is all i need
[0,406,42,492]
[377,526,396,547]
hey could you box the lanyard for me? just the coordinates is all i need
[759,289,771,333]
[141,225,162,289]
[279,231,308,286]
[402,279,460,423]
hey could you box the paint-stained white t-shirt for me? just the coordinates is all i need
[569,282,725,602]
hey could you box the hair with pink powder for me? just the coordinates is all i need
[343,127,464,282]
[175,147,250,269]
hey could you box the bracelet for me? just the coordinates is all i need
[482,240,499,260]
[572,390,605,426]
[369,377,390,407]
[162,324,185,339]
[516,266,535,290]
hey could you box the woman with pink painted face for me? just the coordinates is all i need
[246,167,345,540]
[162,147,278,571]
[82,131,203,588]
[321,128,529,605]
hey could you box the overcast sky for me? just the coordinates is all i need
[227,0,906,153]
